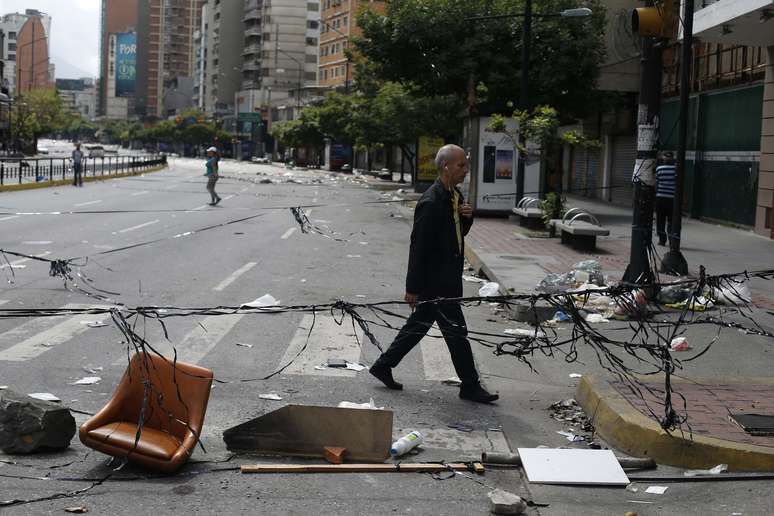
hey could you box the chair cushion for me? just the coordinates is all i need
[88,422,182,461]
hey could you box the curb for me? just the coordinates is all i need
[576,374,774,471]
[0,165,168,193]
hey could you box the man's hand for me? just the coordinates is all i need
[404,292,419,309]
[460,202,473,219]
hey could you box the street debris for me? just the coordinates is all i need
[324,446,348,464]
[447,422,474,433]
[585,313,609,324]
[0,389,76,453]
[71,377,101,386]
[462,274,486,283]
[556,430,585,442]
[240,294,280,309]
[235,342,254,348]
[82,366,103,375]
[549,399,594,434]
[644,485,668,494]
[337,399,383,410]
[552,310,571,322]
[345,362,367,372]
[488,488,527,515]
[224,404,393,462]
[504,328,546,338]
[538,260,605,294]
[27,392,61,402]
[80,320,107,328]
[568,373,583,379]
[670,337,691,352]
[684,464,728,476]
[479,282,501,297]
[441,376,462,386]
[63,507,89,514]
[327,358,347,368]
[390,430,424,457]
[259,393,283,401]
[517,448,629,485]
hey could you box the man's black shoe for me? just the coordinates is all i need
[369,365,403,390]
[459,384,499,403]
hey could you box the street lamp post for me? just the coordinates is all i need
[469,6,592,205]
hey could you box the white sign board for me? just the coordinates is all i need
[518,448,630,485]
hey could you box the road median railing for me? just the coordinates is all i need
[0,154,168,190]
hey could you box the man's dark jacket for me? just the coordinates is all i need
[406,179,473,299]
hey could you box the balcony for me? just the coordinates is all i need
[245,27,262,38]
[242,44,262,56]
[244,8,261,22]
[243,62,260,72]
[693,0,774,46]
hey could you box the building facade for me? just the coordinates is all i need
[2,10,53,96]
[136,0,202,119]
[56,78,97,120]
[201,0,244,115]
[99,0,138,117]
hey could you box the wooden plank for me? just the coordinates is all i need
[241,462,485,474]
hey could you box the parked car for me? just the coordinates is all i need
[86,145,105,158]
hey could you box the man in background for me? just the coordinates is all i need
[72,142,84,187]
[655,151,676,246]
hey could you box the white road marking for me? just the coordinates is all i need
[131,190,149,196]
[74,200,103,207]
[420,324,458,381]
[0,215,19,222]
[0,251,51,269]
[280,227,297,240]
[22,241,53,245]
[0,300,8,306]
[279,314,363,377]
[118,219,159,233]
[0,304,112,362]
[117,314,245,365]
[221,195,234,201]
[213,262,257,291]
[192,204,209,211]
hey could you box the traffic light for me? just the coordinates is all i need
[632,1,675,38]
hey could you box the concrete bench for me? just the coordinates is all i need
[554,210,609,251]
[511,197,544,229]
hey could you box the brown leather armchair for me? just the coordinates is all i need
[79,351,213,473]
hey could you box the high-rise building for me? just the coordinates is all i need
[56,78,97,120]
[15,12,53,94]
[192,2,208,109]
[136,0,202,119]
[201,0,244,115]
[319,0,383,90]
[2,10,53,96]
[98,0,138,117]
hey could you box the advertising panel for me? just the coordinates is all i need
[474,117,519,212]
[115,32,137,97]
[416,135,445,183]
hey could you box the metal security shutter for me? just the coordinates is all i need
[572,147,587,193]
[611,135,636,206]
[586,148,600,198]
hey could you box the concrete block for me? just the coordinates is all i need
[759,170,774,190]
[758,187,774,208]
[0,389,76,453]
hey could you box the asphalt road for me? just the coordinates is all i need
[1,158,772,515]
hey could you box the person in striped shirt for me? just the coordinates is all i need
[655,151,676,246]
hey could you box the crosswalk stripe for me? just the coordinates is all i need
[113,314,245,366]
[279,314,363,376]
[0,300,8,307]
[213,262,256,291]
[420,324,458,381]
[0,304,112,362]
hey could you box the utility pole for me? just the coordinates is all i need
[623,1,663,285]
[515,0,532,204]
[660,0,693,276]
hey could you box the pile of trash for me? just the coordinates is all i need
[549,398,597,446]
[537,260,606,294]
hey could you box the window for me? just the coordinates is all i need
[305,54,317,63]
[307,20,319,29]
[308,2,319,12]
[323,69,328,80]
[8,43,16,51]
[8,31,16,39]
[8,53,15,61]
[306,36,317,46]
[343,16,348,26]
[305,71,317,81]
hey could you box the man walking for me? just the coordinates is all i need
[72,142,84,187]
[655,151,676,246]
[369,144,499,403]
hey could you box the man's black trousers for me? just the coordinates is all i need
[73,164,83,186]
[655,196,673,245]
[374,301,479,387]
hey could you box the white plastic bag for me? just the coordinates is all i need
[478,282,500,297]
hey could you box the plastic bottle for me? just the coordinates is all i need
[390,431,424,457]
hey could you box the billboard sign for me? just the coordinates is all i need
[115,32,137,97]
[416,135,445,183]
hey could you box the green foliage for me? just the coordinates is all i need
[12,89,70,145]
[355,0,607,118]
[487,105,560,153]
[560,129,602,148]
[539,191,566,227]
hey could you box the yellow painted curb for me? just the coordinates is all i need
[0,165,167,192]
[576,374,774,471]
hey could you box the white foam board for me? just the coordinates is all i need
[518,448,630,485]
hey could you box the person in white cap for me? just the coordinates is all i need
[204,146,221,205]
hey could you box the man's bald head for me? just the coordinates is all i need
[434,144,464,170]
[435,144,469,187]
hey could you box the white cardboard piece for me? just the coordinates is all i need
[518,448,630,485]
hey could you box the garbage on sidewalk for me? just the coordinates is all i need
[478,282,501,297]
[0,389,76,453]
[670,337,691,352]
[390,430,424,457]
[240,293,281,309]
[337,398,384,410]
[537,260,606,294]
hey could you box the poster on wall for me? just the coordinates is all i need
[416,135,445,184]
[495,149,514,180]
[115,32,137,97]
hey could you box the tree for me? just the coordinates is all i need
[13,88,69,152]
[355,0,607,119]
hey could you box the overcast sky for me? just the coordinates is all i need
[3,0,100,79]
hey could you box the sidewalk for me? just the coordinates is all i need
[465,195,774,471]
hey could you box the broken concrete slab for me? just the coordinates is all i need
[223,404,392,462]
[0,389,76,453]
[488,489,527,514]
